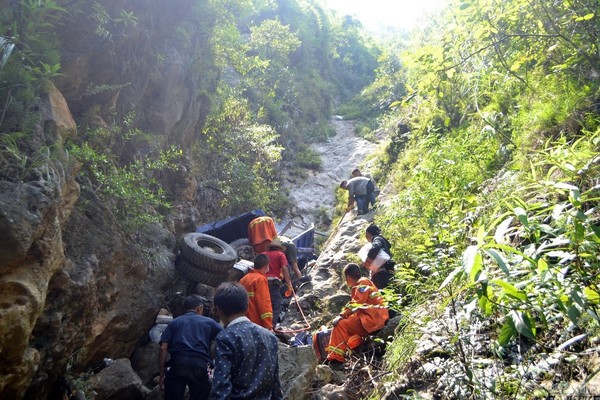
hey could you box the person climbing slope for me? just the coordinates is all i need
[239,254,273,330]
[363,224,395,290]
[351,168,380,200]
[325,263,389,367]
[340,176,376,215]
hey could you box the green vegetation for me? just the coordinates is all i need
[68,112,183,234]
[5,0,599,395]
[1,0,381,231]
[349,0,600,397]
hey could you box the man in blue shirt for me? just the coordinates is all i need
[210,282,283,400]
[159,295,223,400]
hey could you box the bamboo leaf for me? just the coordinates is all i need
[490,279,528,301]
[483,248,510,276]
[494,216,514,244]
[498,319,516,346]
[440,265,463,289]
[513,207,529,227]
[509,310,536,340]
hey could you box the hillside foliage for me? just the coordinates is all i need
[351,0,600,398]
[0,0,380,232]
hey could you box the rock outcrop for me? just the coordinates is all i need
[0,81,176,399]
[0,85,80,399]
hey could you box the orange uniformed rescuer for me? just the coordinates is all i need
[239,253,273,330]
[326,263,389,366]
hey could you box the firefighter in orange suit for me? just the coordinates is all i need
[239,254,273,330]
[326,263,389,364]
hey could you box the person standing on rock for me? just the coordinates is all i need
[364,224,395,290]
[263,238,293,328]
[159,295,223,400]
[210,282,283,400]
[340,176,376,215]
[239,253,273,330]
[326,263,389,367]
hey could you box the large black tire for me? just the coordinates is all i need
[181,233,237,272]
[175,258,229,287]
[229,238,255,261]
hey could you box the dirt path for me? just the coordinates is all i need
[283,118,378,227]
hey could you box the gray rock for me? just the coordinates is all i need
[315,383,348,399]
[278,344,318,400]
[88,358,145,400]
[130,341,160,386]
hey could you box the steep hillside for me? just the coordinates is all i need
[345,0,600,398]
[0,1,381,398]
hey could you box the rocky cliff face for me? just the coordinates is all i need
[0,1,215,398]
[56,0,215,151]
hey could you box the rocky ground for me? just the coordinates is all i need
[61,117,387,400]
[283,117,378,227]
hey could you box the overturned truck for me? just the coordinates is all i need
[176,210,316,288]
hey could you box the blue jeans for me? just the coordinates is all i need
[355,195,369,214]
[355,191,376,214]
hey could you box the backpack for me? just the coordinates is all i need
[312,328,332,362]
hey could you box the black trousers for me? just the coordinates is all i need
[268,279,282,328]
[372,269,392,290]
[164,358,211,400]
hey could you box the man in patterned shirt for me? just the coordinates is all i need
[239,254,273,329]
[209,282,283,400]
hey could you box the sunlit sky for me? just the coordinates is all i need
[323,0,447,32]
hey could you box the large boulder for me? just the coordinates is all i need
[130,341,160,386]
[88,359,147,400]
[0,175,78,399]
[279,344,318,400]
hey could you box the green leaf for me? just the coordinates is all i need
[567,305,581,325]
[484,248,510,276]
[537,257,548,272]
[498,319,516,346]
[584,287,600,304]
[463,245,483,282]
[439,265,463,289]
[478,291,493,316]
[574,13,595,21]
[490,279,528,301]
[487,243,536,265]
[494,216,514,244]
[509,310,536,340]
[513,207,529,227]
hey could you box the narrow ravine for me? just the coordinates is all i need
[283,118,378,227]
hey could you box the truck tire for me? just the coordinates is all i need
[229,238,255,261]
[175,258,229,287]
[181,233,237,272]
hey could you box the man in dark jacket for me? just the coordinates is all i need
[159,295,223,400]
[210,282,283,400]
[364,224,394,289]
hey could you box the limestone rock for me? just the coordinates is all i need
[278,344,318,400]
[130,341,160,386]
[39,82,76,142]
[315,383,349,400]
[88,358,145,400]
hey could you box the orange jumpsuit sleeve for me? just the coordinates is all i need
[347,278,389,333]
